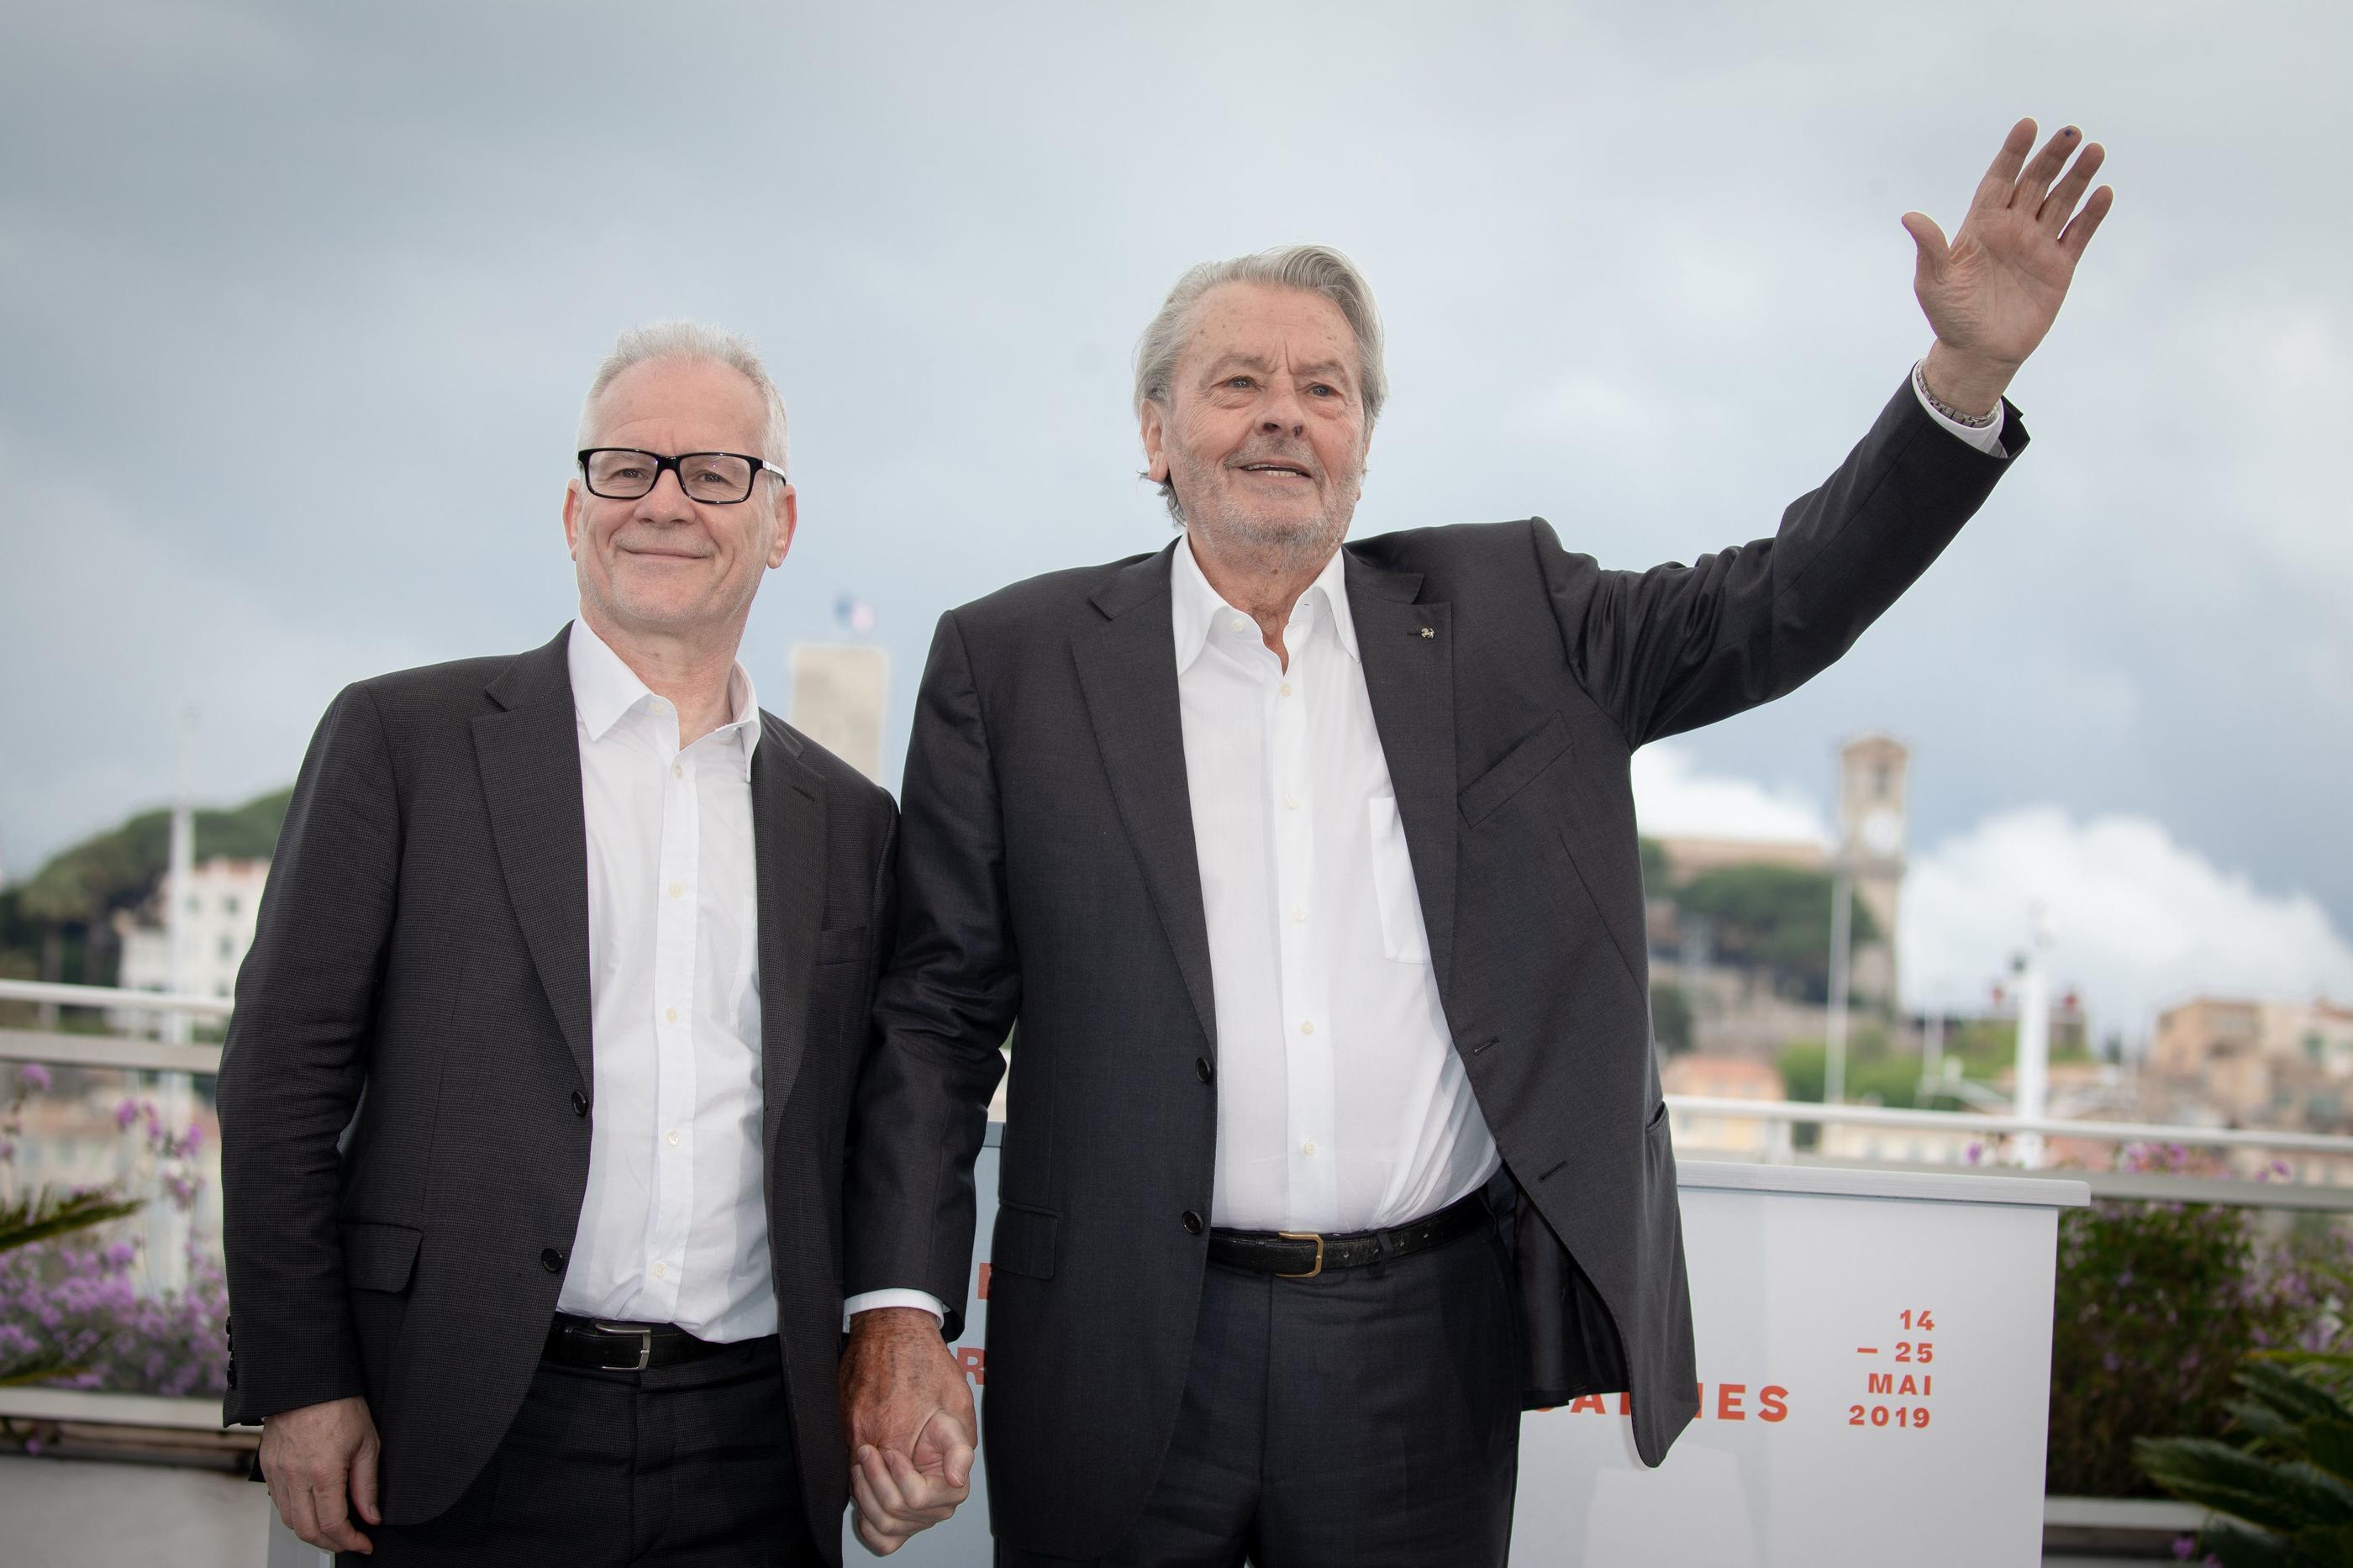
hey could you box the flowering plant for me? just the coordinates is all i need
[2046,1143,2353,1498]
[0,1062,228,1405]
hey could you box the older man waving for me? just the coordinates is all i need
[843,119,2111,1565]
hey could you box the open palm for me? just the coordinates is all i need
[1903,118,2112,378]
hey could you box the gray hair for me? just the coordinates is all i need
[576,319,792,476]
[1132,245,1387,518]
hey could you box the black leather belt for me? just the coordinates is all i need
[544,1313,735,1372]
[1208,1189,1490,1279]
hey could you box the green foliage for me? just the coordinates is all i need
[0,1187,144,1386]
[2049,1152,2353,1500]
[17,787,291,922]
[1638,836,1671,897]
[0,1188,144,1256]
[2,786,290,991]
[1672,863,1877,1001]
[2139,1360,2353,1565]
[1650,984,1693,1055]
[1777,1034,1919,1107]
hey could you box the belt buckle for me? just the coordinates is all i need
[1275,1232,1325,1280]
[592,1321,654,1372]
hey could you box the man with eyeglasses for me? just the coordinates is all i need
[218,321,924,1565]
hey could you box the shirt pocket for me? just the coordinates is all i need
[1367,794,1433,966]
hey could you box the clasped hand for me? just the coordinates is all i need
[839,1308,978,1555]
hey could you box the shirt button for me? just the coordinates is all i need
[1303,1139,1318,1156]
[666,1129,681,1147]
[665,1007,679,1023]
[1195,1057,1213,1084]
[571,1090,589,1117]
[1182,1210,1204,1235]
[1299,1020,1315,1036]
[540,1248,566,1273]
[668,882,684,899]
[1229,618,1248,634]
[652,1261,667,1280]
[672,764,683,778]
[1279,682,1292,697]
[1283,792,1300,810]
[1291,906,1306,923]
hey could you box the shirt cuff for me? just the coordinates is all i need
[843,1289,950,1331]
[1910,361,2008,458]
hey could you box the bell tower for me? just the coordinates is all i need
[1836,733,1908,1009]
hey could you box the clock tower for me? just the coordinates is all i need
[1836,733,1909,1009]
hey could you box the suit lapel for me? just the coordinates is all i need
[751,723,825,1137]
[1072,546,1219,1055]
[1346,551,1460,993]
[473,629,595,1091]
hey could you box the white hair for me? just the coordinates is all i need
[575,318,792,475]
[1132,245,1387,520]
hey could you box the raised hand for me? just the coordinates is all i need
[1902,118,2113,415]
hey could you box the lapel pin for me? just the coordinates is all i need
[1419,626,1434,639]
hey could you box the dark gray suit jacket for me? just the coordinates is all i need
[846,381,2023,1557]
[218,626,895,1560]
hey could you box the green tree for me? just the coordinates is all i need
[1650,984,1693,1055]
[2138,1358,2353,1562]
[11,787,291,990]
[1638,836,1671,897]
[1672,864,1878,1001]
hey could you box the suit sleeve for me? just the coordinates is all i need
[216,682,401,1423]
[1537,376,2027,749]
[843,610,1016,1339]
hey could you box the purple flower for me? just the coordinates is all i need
[14,1063,51,1093]
[113,1098,139,1131]
[2171,1537,2195,1561]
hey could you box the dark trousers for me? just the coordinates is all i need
[350,1334,819,1568]
[1000,1218,1524,1568]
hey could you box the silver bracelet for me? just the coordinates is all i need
[1913,359,1999,429]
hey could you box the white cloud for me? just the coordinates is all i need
[1901,807,2353,1044]
[1631,743,1831,846]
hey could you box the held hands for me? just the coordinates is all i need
[840,1307,976,1555]
[259,1394,382,1555]
[1903,118,2114,416]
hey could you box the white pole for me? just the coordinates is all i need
[1825,870,1853,1113]
[1922,1010,1945,1104]
[2015,911,2051,1171]
[149,710,197,1295]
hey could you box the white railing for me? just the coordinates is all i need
[0,978,228,1074]
[9,977,2353,1434]
[1666,1093,2353,1157]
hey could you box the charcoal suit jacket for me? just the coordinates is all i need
[845,378,2024,1558]
[218,625,895,1561]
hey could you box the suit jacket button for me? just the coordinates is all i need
[571,1090,590,1117]
[540,1247,566,1272]
[1182,1211,1203,1235]
[1194,1057,1213,1084]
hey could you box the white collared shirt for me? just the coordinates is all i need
[1171,536,1503,1233]
[559,618,776,1341]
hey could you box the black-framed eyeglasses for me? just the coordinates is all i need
[576,448,788,505]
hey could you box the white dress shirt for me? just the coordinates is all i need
[558,618,776,1343]
[1172,537,1502,1232]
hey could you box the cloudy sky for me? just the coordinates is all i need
[3,1,2345,1044]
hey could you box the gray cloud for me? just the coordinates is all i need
[3,1,2345,959]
